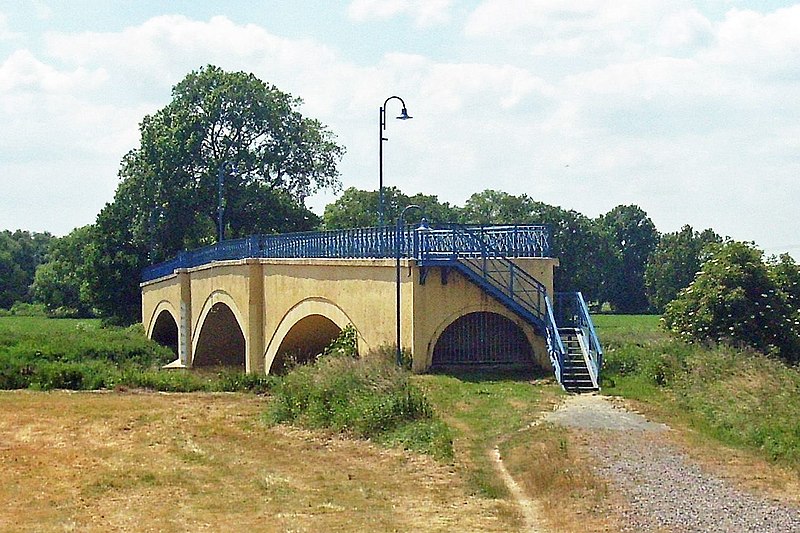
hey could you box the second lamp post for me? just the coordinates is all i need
[396,204,427,367]
[378,96,412,227]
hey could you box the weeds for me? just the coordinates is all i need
[597,314,800,470]
[266,339,453,461]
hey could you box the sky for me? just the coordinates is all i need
[1,1,798,258]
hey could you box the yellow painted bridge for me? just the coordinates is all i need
[141,224,602,391]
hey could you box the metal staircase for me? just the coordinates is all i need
[559,328,600,392]
[419,225,602,392]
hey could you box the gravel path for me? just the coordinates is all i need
[544,395,800,533]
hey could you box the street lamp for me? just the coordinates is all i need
[217,161,236,243]
[379,96,412,227]
[396,204,428,367]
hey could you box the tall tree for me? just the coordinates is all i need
[0,230,54,308]
[458,190,538,224]
[32,226,94,317]
[86,65,344,324]
[323,187,458,229]
[597,205,659,313]
[644,225,721,312]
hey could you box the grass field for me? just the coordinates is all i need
[1,314,798,531]
[0,390,516,532]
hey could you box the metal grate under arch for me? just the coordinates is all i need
[431,312,534,367]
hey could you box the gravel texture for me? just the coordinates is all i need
[545,395,800,532]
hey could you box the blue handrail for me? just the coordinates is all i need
[554,291,603,381]
[544,295,566,384]
[142,224,551,282]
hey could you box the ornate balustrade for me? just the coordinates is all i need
[141,224,551,282]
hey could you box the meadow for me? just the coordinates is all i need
[1,314,799,531]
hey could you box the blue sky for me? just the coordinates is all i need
[1,1,799,258]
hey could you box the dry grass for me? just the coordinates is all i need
[0,390,514,532]
[501,422,627,532]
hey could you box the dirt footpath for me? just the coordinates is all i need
[542,394,800,532]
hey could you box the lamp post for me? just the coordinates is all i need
[379,96,412,227]
[217,161,235,243]
[396,204,428,367]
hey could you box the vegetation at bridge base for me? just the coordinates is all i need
[267,342,454,462]
[0,316,272,393]
[597,315,800,470]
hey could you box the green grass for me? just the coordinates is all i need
[413,368,557,497]
[596,314,800,470]
[0,316,271,392]
[266,346,454,461]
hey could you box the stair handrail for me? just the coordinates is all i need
[555,291,603,382]
[575,292,603,374]
[544,295,565,384]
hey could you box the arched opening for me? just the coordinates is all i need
[270,314,342,374]
[150,309,178,356]
[432,312,534,368]
[193,302,245,368]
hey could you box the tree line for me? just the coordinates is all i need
[1,65,797,361]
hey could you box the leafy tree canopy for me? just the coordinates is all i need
[0,230,53,309]
[597,205,659,313]
[32,226,94,317]
[323,187,458,229]
[663,241,800,362]
[85,65,343,324]
[645,225,721,313]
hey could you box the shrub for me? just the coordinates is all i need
[266,339,452,459]
[663,241,800,362]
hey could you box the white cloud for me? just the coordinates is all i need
[1,6,799,259]
[348,0,453,27]
[0,12,22,40]
[464,0,714,62]
[32,1,53,20]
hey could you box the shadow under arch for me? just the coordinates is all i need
[429,309,539,372]
[150,307,179,356]
[265,297,358,375]
[192,292,246,368]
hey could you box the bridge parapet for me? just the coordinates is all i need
[142,224,551,282]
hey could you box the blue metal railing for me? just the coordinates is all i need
[544,295,566,384]
[554,291,603,381]
[142,224,551,282]
[420,225,549,325]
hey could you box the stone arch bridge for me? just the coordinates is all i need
[141,224,603,391]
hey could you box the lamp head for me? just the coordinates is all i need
[396,107,412,120]
[417,217,430,231]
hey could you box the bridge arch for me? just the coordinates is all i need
[192,291,246,368]
[428,307,539,369]
[265,297,360,374]
[147,300,179,356]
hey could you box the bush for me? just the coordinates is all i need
[663,241,800,362]
[267,340,452,459]
[0,316,272,393]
